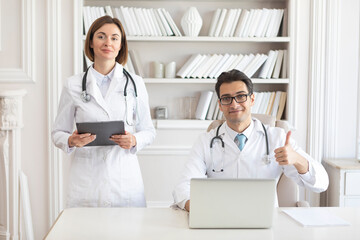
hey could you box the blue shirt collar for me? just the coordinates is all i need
[225,119,255,141]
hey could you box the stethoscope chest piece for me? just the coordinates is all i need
[263,155,271,165]
[81,90,91,103]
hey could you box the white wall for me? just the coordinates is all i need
[292,0,310,149]
[0,0,359,239]
[0,0,49,239]
[60,0,75,209]
[336,0,359,158]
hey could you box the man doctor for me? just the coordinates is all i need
[173,69,328,211]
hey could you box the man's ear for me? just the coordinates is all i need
[250,93,255,107]
[218,100,223,112]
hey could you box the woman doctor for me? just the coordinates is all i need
[52,16,155,207]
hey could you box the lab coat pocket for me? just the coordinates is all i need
[70,149,93,191]
[109,91,125,115]
[207,170,226,178]
[260,153,276,166]
[73,148,90,159]
[110,90,136,123]
[206,148,226,178]
[125,90,137,125]
[256,153,278,178]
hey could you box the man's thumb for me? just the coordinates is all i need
[285,131,291,146]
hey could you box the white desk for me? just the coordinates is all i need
[45,207,360,240]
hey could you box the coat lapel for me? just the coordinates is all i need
[218,124,240,153]
[86,70,111,115]
[105,63,124,100]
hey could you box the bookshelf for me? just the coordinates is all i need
[76,0,291,123]
[74,0,294,206]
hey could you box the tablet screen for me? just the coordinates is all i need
[76,121,125,146]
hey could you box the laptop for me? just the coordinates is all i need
[189,178,276,229]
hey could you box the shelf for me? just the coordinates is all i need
[144,78,290,84]
[127,36,290,43]
[99,0,285,2]
[83,35,290,42]
[252,78,290,84]
[153,119,212,129]
[144,78,216,83]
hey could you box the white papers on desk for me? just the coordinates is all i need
[282,208,350,227]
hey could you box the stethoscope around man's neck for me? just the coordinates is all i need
[80,66,138,126]
[210,122,271,172]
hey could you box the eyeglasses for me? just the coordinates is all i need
[219,93,251,105]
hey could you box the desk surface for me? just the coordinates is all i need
[323,158,360,169]
[45,207,360,240]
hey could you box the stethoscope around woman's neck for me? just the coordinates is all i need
[210,122,271,172]
[80,66,138,125]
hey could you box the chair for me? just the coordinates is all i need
[207,113,310,207]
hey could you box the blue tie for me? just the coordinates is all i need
[236,134,247,151]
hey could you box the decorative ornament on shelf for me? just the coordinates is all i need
[181,7,203,37]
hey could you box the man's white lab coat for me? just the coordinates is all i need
[173,118,328,209]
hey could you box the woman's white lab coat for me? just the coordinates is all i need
[173,118,329,209]
[52,63,155,207]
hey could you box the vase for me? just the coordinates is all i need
[181,7,203,37]
[165,61,176,78]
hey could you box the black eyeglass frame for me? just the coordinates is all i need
[219,93,252,105]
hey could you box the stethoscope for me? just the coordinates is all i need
[81,66,138,126]
[210,122,271,172]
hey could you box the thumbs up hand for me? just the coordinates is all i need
[274,131,309,174]
[274,131,296,165]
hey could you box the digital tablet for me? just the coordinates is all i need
[76,121,125,146]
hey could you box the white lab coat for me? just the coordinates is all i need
[52,63,156,207]
[173,118,329,209]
